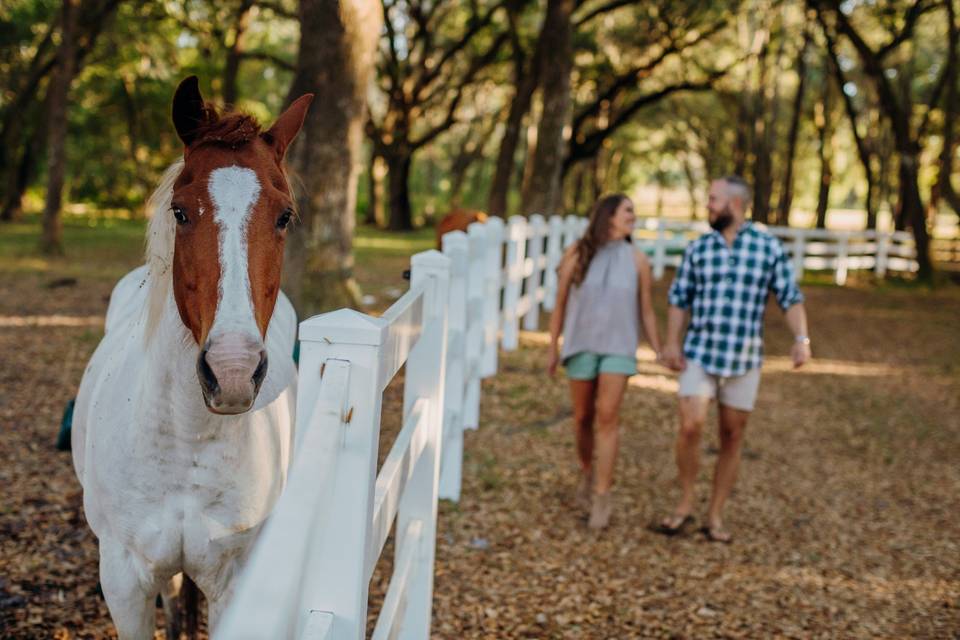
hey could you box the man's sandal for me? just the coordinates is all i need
[649,514,695,537]
[699,525,733,544]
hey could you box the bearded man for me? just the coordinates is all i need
[656,176,812,543]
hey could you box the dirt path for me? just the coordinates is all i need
[2,272,958,638]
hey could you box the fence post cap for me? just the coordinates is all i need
[467,221,488,239]
[411,249,452,271]
[442,230,469,250]
[484,216,505,231]
[298,308,386,346]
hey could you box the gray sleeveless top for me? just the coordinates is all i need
[561,240,640,360]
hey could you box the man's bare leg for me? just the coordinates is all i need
[662,395,709,528]
[705,403,750,541]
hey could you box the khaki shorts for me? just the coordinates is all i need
[678,361,761,411]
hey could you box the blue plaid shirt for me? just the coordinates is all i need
[667,222,804,377]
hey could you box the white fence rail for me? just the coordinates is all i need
[631,217,919,285]
[218,213,926,640]
[218,251,451,640]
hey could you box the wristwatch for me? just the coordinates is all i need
[794,335,811,345]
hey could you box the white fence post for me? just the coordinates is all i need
[836,232,850,286]
[393,250,450,639]
[543,215,564,312]
[562,214,579,248]
[217,307,387,640]
[792,230,806,281]
[875,232,889,278]
[465,222,488,429]
[480,216,504,378]
[523,214,546,331]
[502,215,527,350]
[439,232,468,501]
[652,218,667,281]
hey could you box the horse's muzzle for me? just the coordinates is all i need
[198,333,268,414]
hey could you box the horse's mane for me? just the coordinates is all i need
[191,104,262,148]
[143,160,183,342]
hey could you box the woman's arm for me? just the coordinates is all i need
[635,251,663,357]
[548,245,578,376]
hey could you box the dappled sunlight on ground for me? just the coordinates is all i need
[0,314,104,328]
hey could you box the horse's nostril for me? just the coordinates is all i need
[197,349,220,396]
[251,350,268,390]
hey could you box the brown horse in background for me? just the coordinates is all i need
[435,208,488,248]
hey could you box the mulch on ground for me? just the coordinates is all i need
[1,269,958,638]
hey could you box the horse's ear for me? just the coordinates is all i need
[264,94,314,160]
[173,76,206,147]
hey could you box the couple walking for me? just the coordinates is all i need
[547,176,811,539]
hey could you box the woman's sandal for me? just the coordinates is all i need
[699,525,733,544]
[649,514,695,537]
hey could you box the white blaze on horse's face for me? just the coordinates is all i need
[197,166,267,415]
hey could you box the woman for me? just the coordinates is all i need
[548,193,662,529]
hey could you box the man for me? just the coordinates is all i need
[657,176,811,543]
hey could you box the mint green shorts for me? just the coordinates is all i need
[563,352,637,380]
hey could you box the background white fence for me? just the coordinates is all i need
[218,213,926,639]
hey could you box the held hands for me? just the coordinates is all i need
[660,343,686,372]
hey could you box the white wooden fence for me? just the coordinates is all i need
[217,213,923,639]
[632,217,919,285]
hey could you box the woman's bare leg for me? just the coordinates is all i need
[569,378,597,474]
[593,373,628,494]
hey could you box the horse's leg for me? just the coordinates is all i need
[161,573,184,640]
[199,556,244,635]
[98,540,157,640]
[161,573,201,640]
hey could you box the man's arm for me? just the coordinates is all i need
[662,305,689,371]
[785,302,811,368]
[664,244,696,371]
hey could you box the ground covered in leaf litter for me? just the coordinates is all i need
[1,269,959,639]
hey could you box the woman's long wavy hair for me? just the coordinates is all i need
[572,193,630,286]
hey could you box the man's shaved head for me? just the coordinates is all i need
[720,176,751,211]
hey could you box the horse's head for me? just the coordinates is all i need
[169,76,312,415]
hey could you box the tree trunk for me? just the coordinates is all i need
[733,96,750,177]
[488,23,541,218]
[775,29,811,226]
[520,0,574,215]
[1,137,35,222]
[365,149,385,226]
[931,0,960,219]
[899,153,931,273]
[750,24,772,223]
[682,154,699,218]
[821,2,933,278]
[223,0,255,106]
[40,0,80,255]
[814,80,833,229]
[281,0,382,316]
[385,150,413,231]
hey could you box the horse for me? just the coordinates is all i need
[435,208,488,248]
[72,77,312,639]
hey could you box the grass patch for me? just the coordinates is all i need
[1,214,435,290]
[0,213,147,283]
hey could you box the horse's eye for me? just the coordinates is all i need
[277,208,293,230]
[171,206,188,225]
